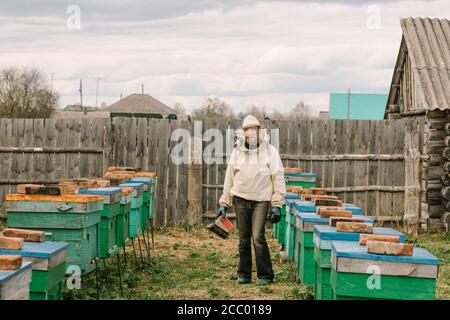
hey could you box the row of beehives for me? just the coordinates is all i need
[277,167,440,300]
[0,167,157,300]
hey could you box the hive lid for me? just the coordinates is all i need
[292,200,316,212]
[284,172,317,177]
[313,225,406,242]
[78,187,122,195]
[285,192,301,200]
[119,182,145,190]
[5,194,104,203]
[128,177,152,185]
[297,213,374,224]
[332,240,440,265]
[0,241,68,259]
[0,261,32,285]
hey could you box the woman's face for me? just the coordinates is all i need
[244,126,259,145]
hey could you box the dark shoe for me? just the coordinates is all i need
[237,277,252,284]
[256,278,273,286]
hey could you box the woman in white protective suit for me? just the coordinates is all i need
[217,115,286,285]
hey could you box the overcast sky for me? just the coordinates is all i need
[0,0,448,115]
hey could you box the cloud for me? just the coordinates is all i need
[0,0,447,113]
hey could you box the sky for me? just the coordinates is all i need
[0,0,448,115]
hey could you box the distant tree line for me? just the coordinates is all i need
[187,97,314,121]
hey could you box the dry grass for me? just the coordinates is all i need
[142,225,312,300]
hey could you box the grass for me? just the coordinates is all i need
[406,230,450,300]
[63,226,309,300]
[61,225,449,300]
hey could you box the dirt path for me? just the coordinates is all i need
[137,226,311,300]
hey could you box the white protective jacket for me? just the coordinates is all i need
[218,127,286,208]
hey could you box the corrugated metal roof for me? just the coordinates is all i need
[106,93,176,115]
[399,17,450,111]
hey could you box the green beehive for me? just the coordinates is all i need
[5,194,103,275]
[277,194,301,249]
[120,182,145,238]
[293,200,365,287]
[0,241,68,300]
[118,187,134,248]
[331,241,439,300]
[128,177,152,231]
[276,205,287,245]
[285,173,317,189]
[313,224,404,300]
[79,187,122,259]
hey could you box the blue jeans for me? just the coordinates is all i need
[233,196,274,280]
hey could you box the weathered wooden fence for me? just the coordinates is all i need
[202,119,424,230]
[0,117,424,229]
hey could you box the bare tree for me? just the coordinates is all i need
[0,66,58,118]
[173,102,187,115]
[237,105,267,120]
[191,97,235,120]
[288,101,310,120]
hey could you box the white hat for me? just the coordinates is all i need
[242,115,261,129]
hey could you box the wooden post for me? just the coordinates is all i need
[187,121,203,225]
[403,121,421,235]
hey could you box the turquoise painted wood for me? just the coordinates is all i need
[285,173,317,188]
[6,199,102,275]
[129,177,155,225]
[120,182,145,238]
[79,188,122,259]
[118,192,133,247]
[281,194,300,253]
[330,93,388,120]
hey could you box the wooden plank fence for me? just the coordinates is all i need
[0,117,425,230]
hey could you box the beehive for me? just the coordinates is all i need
[0,241,68,300]
[78,188,122,259]
[118,187,135,248]
[5,194,103,275]
[133,173,156,220]
[331,241,439,300]
[128,177,153,230]
[119,182,145,238]
[313,225,405,300]
[275,193,301,245]
[291,199,364,286]
[285,172,317,188]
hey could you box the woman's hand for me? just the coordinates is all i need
[267,207,281,223]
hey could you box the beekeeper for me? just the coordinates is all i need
[217,115,286,285]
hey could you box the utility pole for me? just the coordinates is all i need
[79,79,83,108]
[347,88,351,120]
[95,77,101,108]
[141,84,144,94]
[50,73,54,94]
